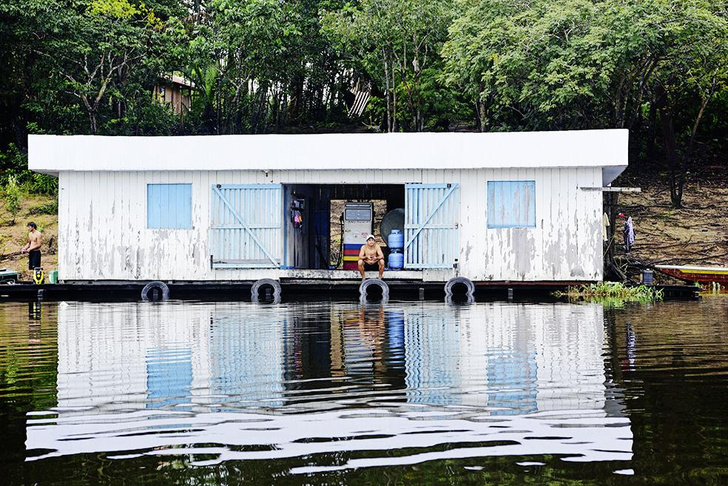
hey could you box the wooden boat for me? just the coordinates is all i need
[655,264,728,285]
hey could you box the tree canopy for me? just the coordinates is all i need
[1,0,727,206]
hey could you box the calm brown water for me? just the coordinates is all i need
[1,298,727,485]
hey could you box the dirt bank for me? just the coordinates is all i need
[615,171,728,270]
[0,194,58,279]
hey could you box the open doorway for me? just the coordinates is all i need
[329,199,388,269]
[282,184,405,270]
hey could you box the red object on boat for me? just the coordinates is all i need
[655,265,728,285]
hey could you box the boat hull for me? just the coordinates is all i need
[655,265,728,285]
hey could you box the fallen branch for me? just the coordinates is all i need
[0,251,23,260]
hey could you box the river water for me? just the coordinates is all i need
[1,298,727,485]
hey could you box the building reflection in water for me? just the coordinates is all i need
[401,303,607,414]
[27,301,631,464]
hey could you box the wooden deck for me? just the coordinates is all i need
[281,269,425,280]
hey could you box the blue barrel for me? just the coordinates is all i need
[388,250,404,270]
[388,229,404,251]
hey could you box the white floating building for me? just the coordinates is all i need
[29,130,627,284]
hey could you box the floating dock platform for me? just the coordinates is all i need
[0,276,702,302]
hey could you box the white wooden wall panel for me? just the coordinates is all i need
[57,172,69,280]
[58,167,603,282]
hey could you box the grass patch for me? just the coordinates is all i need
[657,209,676,222]
[554,282,663,303]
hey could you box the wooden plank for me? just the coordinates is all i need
[580,187,641,193]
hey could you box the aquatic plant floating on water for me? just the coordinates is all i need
[553,282,663,303]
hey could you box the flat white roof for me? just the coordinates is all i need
[29,130,628,185]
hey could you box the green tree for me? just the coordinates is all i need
[443,0,642,130]
[645,0,728,207]
[0,0,67,147]
[443,0,728,207]
[1,0,182,143]
[322,0,454,131]
[171,0,348,134]
[1,176,21,225]
[45,0,166,133]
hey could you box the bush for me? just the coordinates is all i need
[24,173,58,196]
[0,144,27,186]
[1,176,22,224]
[0,145,58,196]
[27,200,58,215]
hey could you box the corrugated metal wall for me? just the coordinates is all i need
[57,167,602,281]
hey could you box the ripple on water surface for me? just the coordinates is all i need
[2,298,728,483]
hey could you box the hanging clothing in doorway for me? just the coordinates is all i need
[291,198,304,230]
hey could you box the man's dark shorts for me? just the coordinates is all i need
[28,250,41,270]
[362,262,380,271]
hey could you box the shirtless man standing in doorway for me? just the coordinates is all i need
[21,222,42,272]
[358,234,384,280]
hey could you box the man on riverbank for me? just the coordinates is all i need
[21,222,42,271]
[358,234,384,280]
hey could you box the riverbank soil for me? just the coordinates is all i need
[614,168,728,284]
[0,194,58,281]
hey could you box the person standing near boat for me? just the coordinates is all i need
[21,222,42,271]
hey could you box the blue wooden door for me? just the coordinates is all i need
[404,183,460,269]
[210,184,282,268]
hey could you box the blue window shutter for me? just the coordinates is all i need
[210,184,283,268]
[147,184,192,229]
[487,181,536,228]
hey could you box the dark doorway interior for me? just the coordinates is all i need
[282,184,405,270]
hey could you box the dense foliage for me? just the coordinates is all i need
[1,0,726,206]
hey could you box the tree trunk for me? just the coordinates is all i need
[391,60,397,132]
[88,111,97,134]
[383,50,392,132]
[689,79,716,149]
[656,87,683,208]
[475,88,490,132]
[477,98,486,132]
[645,97,658,163]
[252,83,268,133]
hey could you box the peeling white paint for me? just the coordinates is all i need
[52,166,608,282]
[34,134,624,283]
